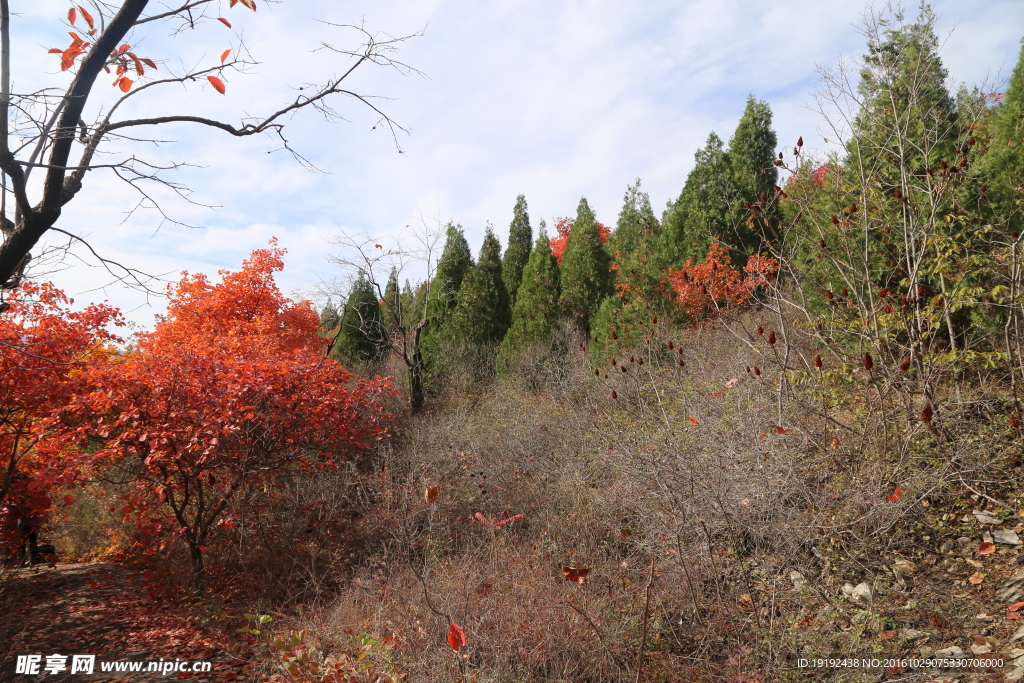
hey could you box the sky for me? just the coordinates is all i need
[10,0,1024,331]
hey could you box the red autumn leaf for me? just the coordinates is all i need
[239,0,257,9]
[830,437,841,449]
[766,330,776,346]
[220,49,231,64]
[78,6,95,30]
[1009,612,1021,620]
[141,57,157,70]
[711,391,723,398]
[610,390,617,399]
[207,76,226,94]
[774,426,786,434]
[757,432,768,439]
[920,403,934,423]
[1009,602,1024,612]
[217,17,233,28]
[63,494,74,506]
[158,487,169,503]
[1011,414,1020,429]
[863,352,873,370]
[117,77,133,92]
[899,356,912,372]
[687,415,700,426]
[118,43,131,53]
[879,630,896,639]
[68,7,77,24]
[447,622,466,651]
[424,486,439,504]
[887,486,903,501]
[977,542,996,555]
[562,566,590,583]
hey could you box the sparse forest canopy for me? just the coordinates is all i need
[0,0,420,291]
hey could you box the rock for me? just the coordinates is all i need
[998,568,1024,604]
[933,645,965,658]
[841,581,875,604]
[901,628,929,640]
[789,570,807,590]
[994,529,1022,545]
[973,510,1003,525]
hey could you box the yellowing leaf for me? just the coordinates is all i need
[968,571,985,585]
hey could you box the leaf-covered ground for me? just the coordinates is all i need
[2,562,255,682]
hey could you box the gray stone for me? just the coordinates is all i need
[841,581,875,604]
[997,568,1024,604]
[973,511,1003,525]
[993,529,1022,545]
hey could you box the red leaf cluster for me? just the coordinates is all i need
[665,241,778,323]
[549,216,610,266]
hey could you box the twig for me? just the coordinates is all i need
[634,557,656,683]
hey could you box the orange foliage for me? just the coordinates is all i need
[0,282,123,539]
[50,242,394,584]
[549,216,611,266]
[664,241,778,323]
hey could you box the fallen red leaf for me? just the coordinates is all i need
[977,542,996,555]
[446,622,466,651]
[562,566,590,583]
[687,415,700,426]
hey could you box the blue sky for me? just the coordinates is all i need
[13,0,1024,330]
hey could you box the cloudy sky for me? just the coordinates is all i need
[12,0,1024,330]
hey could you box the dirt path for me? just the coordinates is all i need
[2,562,257,682]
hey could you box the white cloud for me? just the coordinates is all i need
[8,0,1023,329]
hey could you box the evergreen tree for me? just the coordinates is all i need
[560,197,613,333]
[422,222,473,346]
[982,39,1024,232]
[331,273,386,363]
[382,267,401,334]
[658,132,731,270]
[446,228,512,346]
[725,95,780,256]
[503,194,533,305]
[609,179,660,289]
[500,222,561,357]
[319,301,340,332]
[846,5,957,183]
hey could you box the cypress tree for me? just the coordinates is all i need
[560,197,613,333]
[658,132,731,271]
[503,194,533,305]
[422,221,473,346]
[382,267,401,333]
[983,39,1024,232]
[447,228,512,346]
[609,179,660,292]
[500,222,561,357]
[331,273,386,363]
[846,5,957,183]
[319,301,340,332]
[726,95,780,256]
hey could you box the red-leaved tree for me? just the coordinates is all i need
[549,216,611,266]
[0,282,122,546]
[665,241,778,323]
[49,243,394,588]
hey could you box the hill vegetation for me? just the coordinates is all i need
[4,5,1024,682]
